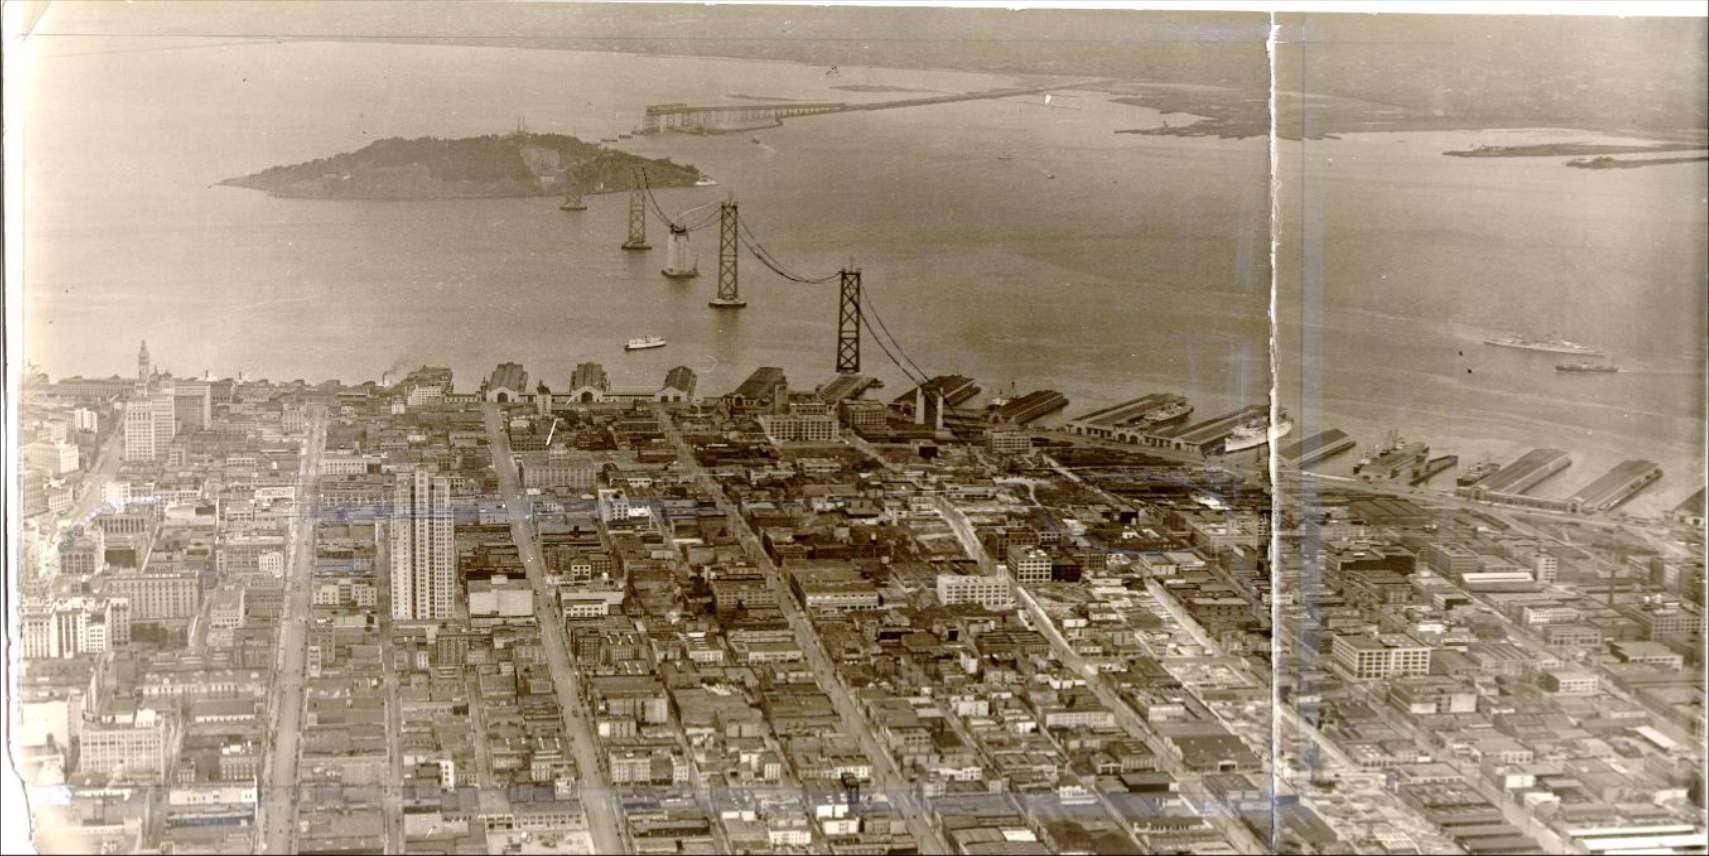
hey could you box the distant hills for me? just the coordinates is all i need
[222,133,700,200]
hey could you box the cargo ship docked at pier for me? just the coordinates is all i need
[1482,333,1605,357]
[1457,458,1501,487]
[1223,410,1293,453]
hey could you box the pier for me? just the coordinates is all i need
[639,80,1107,134]
[641,101,847,133]
[1279,428,1355,468]
[991,390,1068,425]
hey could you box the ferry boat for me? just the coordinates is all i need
[1224,410,1294,454]
[694,176,719,187]
[1556,362,1619,374]
[624,336,667,352]
[1482,333,1605,357]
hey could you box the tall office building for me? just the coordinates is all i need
[173,381,213,431]
[391,470,455,620]
[152,378,177,445]
[123,393,176,462]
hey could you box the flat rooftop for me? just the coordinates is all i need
[1479,448,1570,495]
[1567,459,1661,508]
[1279,429,1351,462]
[816,374,877,403]
[1163,405,1266,445]
[1071,393,1179,428]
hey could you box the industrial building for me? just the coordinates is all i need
[1566,459,1662,513]
[1278,429,1355,467]
[1145,405,1267,456]
[1066,393,1192,442]
[990,390,1068,425]
[1460,448,1572,499]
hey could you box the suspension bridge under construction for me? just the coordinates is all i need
[596,168,943,390]
[570,168,1068,430]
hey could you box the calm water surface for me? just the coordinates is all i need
[22,39,1704,512]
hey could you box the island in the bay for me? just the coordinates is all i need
[221,132,701,200]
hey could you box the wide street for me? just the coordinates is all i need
[656,405,953,854]
[931,493,1271,855]
[259,407,326,853]
[482,404,627,855]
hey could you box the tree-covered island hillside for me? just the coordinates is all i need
[221,132,701,199]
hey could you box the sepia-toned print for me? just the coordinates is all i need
[4,3,1704,855]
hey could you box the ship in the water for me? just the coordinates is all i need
[1457,457,1501,487]
[1483,333,1605,357]
[694,176,719,187]
[1556,362,1619,374]
[625,336,667,352]
[1224,409,1293,454]
[1140,399,1193,426]
[1354,429,1404,475]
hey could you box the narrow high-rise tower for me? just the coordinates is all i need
[391,470,455,621]
[137,341,151,390]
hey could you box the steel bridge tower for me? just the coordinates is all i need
[709,201,746,308]
[836,268,861,374]
[621,170,650,251]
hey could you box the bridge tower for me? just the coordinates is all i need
[709,202,746,309]
[621,170,650,251]
[836,268,861,374]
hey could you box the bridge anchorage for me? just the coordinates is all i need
[661,224,698,280]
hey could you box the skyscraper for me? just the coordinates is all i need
[391,470,455,621]
[137,340,151,389]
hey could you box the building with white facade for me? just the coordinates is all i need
[937,574,1016,610]
[391,470,455,621]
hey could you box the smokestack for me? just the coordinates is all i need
[935,391,946,430]
[915,385,927,425]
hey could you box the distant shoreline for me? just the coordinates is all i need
[1567,155,1709,170]
[1446,142,1708,158]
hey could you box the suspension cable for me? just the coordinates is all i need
[737,219,840,284]
[858,306,929,387]
[858,290,930,380]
